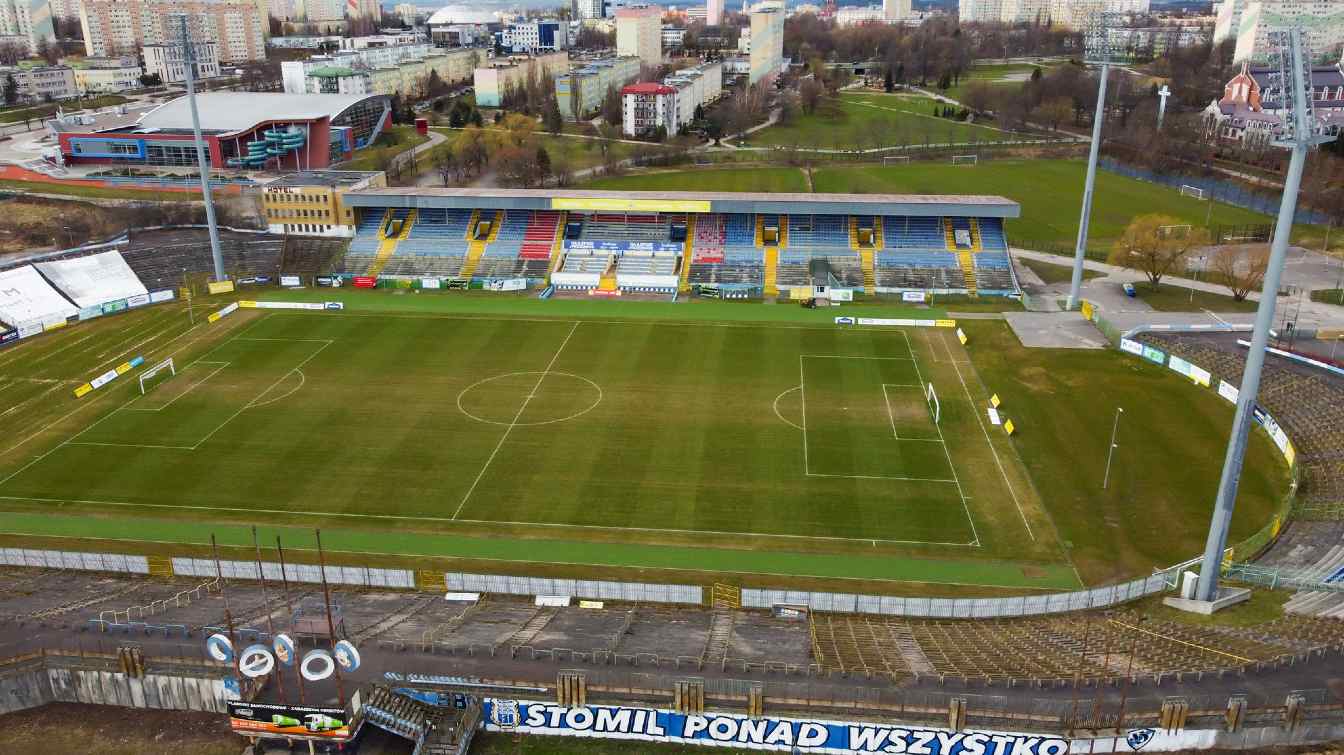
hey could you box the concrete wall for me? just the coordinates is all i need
[0,656,231,717]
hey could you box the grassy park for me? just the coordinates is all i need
[741,93,1021,151]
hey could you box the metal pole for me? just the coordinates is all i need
[178,15,225,283]
[276,537,306,705]
[251,526,285,703]
[1102,406,1123,490]
[1067,62,1109,311]
[210,534,241,680]
[314,529,345,706]
[1194,139,1308,602]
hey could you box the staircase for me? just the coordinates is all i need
[545,211,568,284]
[702,610,735,667]
[943,217,957,250]
[763,246,779,297]
[778,214,789,248]
[597,256,618,292]
[754,214,765,247]
[967,218,983,251]
[861,249,875,296]
[679,214,696,292]
[459,210,501,280]
[368,209,415,277]
[958,251,977,295]
[848,216,861,251]
[503,606,558,650]
[874,216,884,249]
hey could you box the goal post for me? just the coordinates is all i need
[883,155,911,166]
[139,357,175,394]
[1179,184,1207,200]
[951,154,978,166]
[925,382,940,424]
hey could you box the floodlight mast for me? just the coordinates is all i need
[1066,8,1124,311]
[1194,26,1335,603]
[177,14,225,283]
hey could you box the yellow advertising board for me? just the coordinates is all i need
[207,280,236,295]
[989,394,1001,408]
[207,312,222,324]
[956,327,968,345]
[239,300,258,308]
[1003,419,1016,435]
[551,197,711,213]
[788,287,811,300]
[44,320,67,332]
[114,362,132,375]
[1080,301,1095,321]
[934,319,957,328]
[73,383,93,398]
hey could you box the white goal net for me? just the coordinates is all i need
[139,357,175,394]
[925,382,941,424]
[1179,184,1207,200]
[883,156,911,166]
[951,154,978,166]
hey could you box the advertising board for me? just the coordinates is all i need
[208,280,236,295]
[149,289,176,303]
[901,291,926,303]
[227,701,349,740]
[421,278,442,289]
[481,699,1070,755]
[280,275,302,287]
[353,276,377,289]
[551,197,710,213]
[316,276,343,287]
[126,293,150,308]
[564,240,684,254]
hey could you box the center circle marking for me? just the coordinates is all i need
[456,371,603,427]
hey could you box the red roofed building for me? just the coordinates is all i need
[622,82,679,138]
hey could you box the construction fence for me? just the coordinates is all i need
[445,573,702,605]
[170,557,415,589]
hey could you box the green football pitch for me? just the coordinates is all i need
[0,292,1288,593]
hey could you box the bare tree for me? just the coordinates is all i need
[1107,214,1211,288]
[1212,245,1269,301]
[0,41,25,66]
[962,82,993,114]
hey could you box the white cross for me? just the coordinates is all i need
[1157,84,1171,129]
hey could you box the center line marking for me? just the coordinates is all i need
[453,320,580,520]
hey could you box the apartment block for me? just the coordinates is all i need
[472,51,569,107]
[616,5,662,66]
[748,5,782,86]
[0,64,76,102]
[143,40,221,82]
[80,0,264,62]
[554,55,640,120]
[72,56,144,93]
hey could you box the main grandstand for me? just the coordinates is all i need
[340,189,1023,298]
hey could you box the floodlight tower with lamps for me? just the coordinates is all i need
[1193,25,1335,604]
[176,14,226,284]
[1066,7,1128,311]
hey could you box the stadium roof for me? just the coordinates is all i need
[425,4,497,25]
[138,93,384,134]
[345,188,1022,218]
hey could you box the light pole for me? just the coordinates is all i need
[176,14,225,283]
[1103,406,1123,490]
[1194,26,1336,603]
[1067,10,1127,311]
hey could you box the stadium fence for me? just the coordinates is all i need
[1098,159,1331,226]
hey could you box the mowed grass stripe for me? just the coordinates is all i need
[0,511,1081,589]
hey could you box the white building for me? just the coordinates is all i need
[884,0,911,20]
[959,0,1150,27]
[73,57,143,93]
[573,0,604,19]
[748,5,782,85]
[621,59,723,136]
[706,0,722,24]
[393,2,418,24]
[0,64,77,102]
[1227,1,1344,63]
[80,0,264,62]
[143,40,221,83]
[662,24,685,49]
[501,19,569,53]
[616,5,662,66]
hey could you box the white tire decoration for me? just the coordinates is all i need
[300,649,335,681]
[206,633,234,663]
[272,633,296,667]
[238,644,276,679]
[333,640,360,673]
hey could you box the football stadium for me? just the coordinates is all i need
[0,185,1339,753]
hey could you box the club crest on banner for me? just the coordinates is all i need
[1126,728,1157,751]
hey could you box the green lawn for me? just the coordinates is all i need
[582,160,1283,254]
[1128,282,1259,312]
[960,320,1286,584]
[1310,288,1344,306]
[336,124,430,171]
[1018,258,1104,284]
[426,128,666,175]
[585,166,809,193]
[0,291,1289,591]
[0,180,199,201]
[742,93,1016,151]
[0,94,130,124]
[939,60,1067,103]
